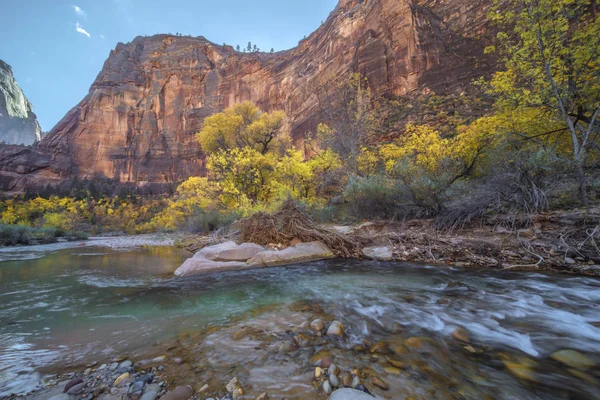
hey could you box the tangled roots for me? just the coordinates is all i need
[240,200,361,258]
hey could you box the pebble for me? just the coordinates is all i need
[64,377,83,393]
[226,377,239,393]
[550,349,596,369]
[351,376,361,388]
[388,359,405,369]
[159,385,194,400]
[67,382,86,395]
[323,380,332,394]
[254,393,269,400]
[452,327,470,343]
[315,367,324,378]
[199,384,209,392]
[329,374,339,388]
[98,364,107,370]
[83,368,92,375]
[136,373,154,384]
[157,365,165,371]
[129,380,145,394]
[109,363,119,371]
[114,372,130,387]
[326,321,345,337]
[371,377,389,390]
[328,363,340,376]
[152,355,167,363]
[403,337,423,348]
[140,393,159,400]
[320,357,333,369]
[310,319,325,332]
[232,387,244,398]
[118,360,133,369]
[49,395,70,400]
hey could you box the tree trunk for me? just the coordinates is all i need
[577,163,589,206]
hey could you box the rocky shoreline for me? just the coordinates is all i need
[14,299,599,400]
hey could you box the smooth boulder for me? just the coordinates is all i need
[174,258,247,277]
[362,246,393,261]
[195,241,264,261]
[248,241,334,267]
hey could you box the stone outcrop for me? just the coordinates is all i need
[1,0,496,192]
[0,60,42,146]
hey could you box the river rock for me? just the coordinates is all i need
[174,257,248,277]
[310,319,325,332]
[160,385,194,400]
[67,382,86,395]
[550,349,596,369]
[254,393,269,400]
[452,327,470,343]
[329,388,376,399]
[327,321,345,337]
[330,374,340,387]
[118,360,132,369]
[49,394,70,400]
[371,377,389,390]
[247,241,335,267]
[140,393,158,400]
[64,378,83,392]
[213,243,265,262]
[362,246,393,261]
[114,372,130,387]
[323,380,332,394]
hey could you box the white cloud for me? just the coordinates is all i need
[72,5,87,18]
[75,22,91,38]
[100,34,105,39]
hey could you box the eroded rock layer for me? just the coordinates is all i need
[3,0,495,192]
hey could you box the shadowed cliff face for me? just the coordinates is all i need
[5,0,495,191]
[0,60,42,146]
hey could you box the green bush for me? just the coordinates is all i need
[183,209,239,234]
[342,175,410,220]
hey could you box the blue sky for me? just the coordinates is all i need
[0,0,338,132]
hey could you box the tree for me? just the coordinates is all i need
[196,101,286,155]
[486,0,600,205]
[314,73,378,175]
[247,42,252,52]
[253,44,258,52]
[270,48,275,53]
[236,45,240,52]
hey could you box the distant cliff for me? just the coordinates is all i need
[1,0,496,193]
[0,60,42,146]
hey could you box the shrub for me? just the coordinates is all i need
[342,175,410,220]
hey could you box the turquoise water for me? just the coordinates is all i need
[1,242,599,398]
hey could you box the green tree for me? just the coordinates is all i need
[486,0,600,205]
[247,42,252,52]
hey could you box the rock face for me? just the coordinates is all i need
[18,0,494,189]
[0,60,42,146]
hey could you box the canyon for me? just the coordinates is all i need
[0,0,495,193]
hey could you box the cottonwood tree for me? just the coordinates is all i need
[487,0,600,205]
[196,101,286,155]
[314,73,378,175]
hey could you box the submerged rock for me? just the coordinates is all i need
[160,385,194,400]
[452,327,471,343]
[550,349,596,370]
[174,257,247,277]
[329,388,376,399]
[326,321,345,337]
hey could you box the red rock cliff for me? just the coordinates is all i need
[12,0,495,190]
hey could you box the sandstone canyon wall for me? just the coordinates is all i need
[1,0,496,193]
[0,60,42,146]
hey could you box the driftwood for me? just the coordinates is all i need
[240,199,361,258]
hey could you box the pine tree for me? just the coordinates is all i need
[247,42,252,52]
[270,48,274,53]
[236,45,240,52]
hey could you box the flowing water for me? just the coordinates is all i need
[0,240,599,399]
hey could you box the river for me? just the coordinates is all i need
[0,239,599,399]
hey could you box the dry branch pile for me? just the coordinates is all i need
[240,200,362,257]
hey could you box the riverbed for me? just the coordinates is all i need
[0,239,599,399]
